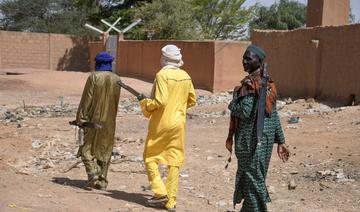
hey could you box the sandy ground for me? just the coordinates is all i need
[0,69,359,212]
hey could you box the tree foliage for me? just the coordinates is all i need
[104,0,150,39]
[0,0,97,35]
[250,0,306,30]
[349,7,356,24]
[134,0,254,40]
[0,0,255,40]
[191,0,254,40]
[134,0,198,40]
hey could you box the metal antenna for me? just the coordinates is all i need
[84,18,142,73]
[84,24,104,34]
[102,17,122,33]
[84,18,141,35]
[121,19,142,33]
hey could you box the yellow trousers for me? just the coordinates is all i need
[146,162,179,209]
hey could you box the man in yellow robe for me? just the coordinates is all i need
[139,45,196,211]
[75,52,120,190]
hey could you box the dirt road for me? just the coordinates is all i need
[0,70,359,212]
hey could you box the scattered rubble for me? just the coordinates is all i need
[215,200,227,208]
[288,116,300,124]
[141,185,151,192]
[196,92,232,106]
[31,139,43,149]
[288,179,297,190]
[316,168,356,183]
[284,98,293,104]
[277,101,286,110]
[1,70,359,211]
[206,156,214,161]
[268,185,276,194]
[180,171,189,178]
[0,95,356,123]
[0,104,77,123]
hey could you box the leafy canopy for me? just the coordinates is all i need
[250,0,307,30]
[0,0,255,40]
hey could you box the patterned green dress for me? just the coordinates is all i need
[228,92,285,212]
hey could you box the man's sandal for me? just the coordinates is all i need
[146,195,168,206]
[86,174,99,188]
[165,205,176,212]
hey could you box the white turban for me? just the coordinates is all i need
[161,44,184,68]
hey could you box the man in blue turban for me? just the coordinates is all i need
[75,52,121,190]
[95,52,114,71]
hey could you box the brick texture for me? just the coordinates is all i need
[0,31,90,71]
[252,24,360,105]
[116,40,249,92]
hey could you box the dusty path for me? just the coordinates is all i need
[0,70,359,212]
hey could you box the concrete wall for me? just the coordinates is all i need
[117,40,249,92]
[0,31,90,71]
[307,0,349,27]
[251,24,360,104]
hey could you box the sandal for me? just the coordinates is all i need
[86,174,99,188]
[146,195,168,205]
[165,205,176,212]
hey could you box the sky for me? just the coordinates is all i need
[243,0,360,21]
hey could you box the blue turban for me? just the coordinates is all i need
[246,45,266,60]
[95,52,114,71]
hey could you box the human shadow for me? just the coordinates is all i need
[51,177,91,190]
[104,190,154,208]
[51,177,159,209]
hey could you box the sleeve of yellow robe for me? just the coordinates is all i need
[140,72,168,118]
[187,82,196,109]
[76,73,95,125]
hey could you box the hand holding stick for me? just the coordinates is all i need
[69,120,102,129]
[117,80,146,100]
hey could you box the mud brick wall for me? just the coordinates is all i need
[213,41,250,91]
[88,41,106,72]
[0,31,50,69]
[117,40,249,92]
[307,0,350,27]
[252,24,360,104]
[50,34,90,71]
[0,31,90,71]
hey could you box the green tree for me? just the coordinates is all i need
[0,0,97,35]
[71,0,102,23]
[0,0,49,31]
[349,7,356,24]
[191,0,254,40]
[250,0,306,30]
[103,0,150,39]
[134,0,198,40]
[133,0,254,40]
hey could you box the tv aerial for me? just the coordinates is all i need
[84,18,141,72]
[85,17,141,41]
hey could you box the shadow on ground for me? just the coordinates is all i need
[51,177,156,209]
[104,190,154,208]
[51,177,89,190]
